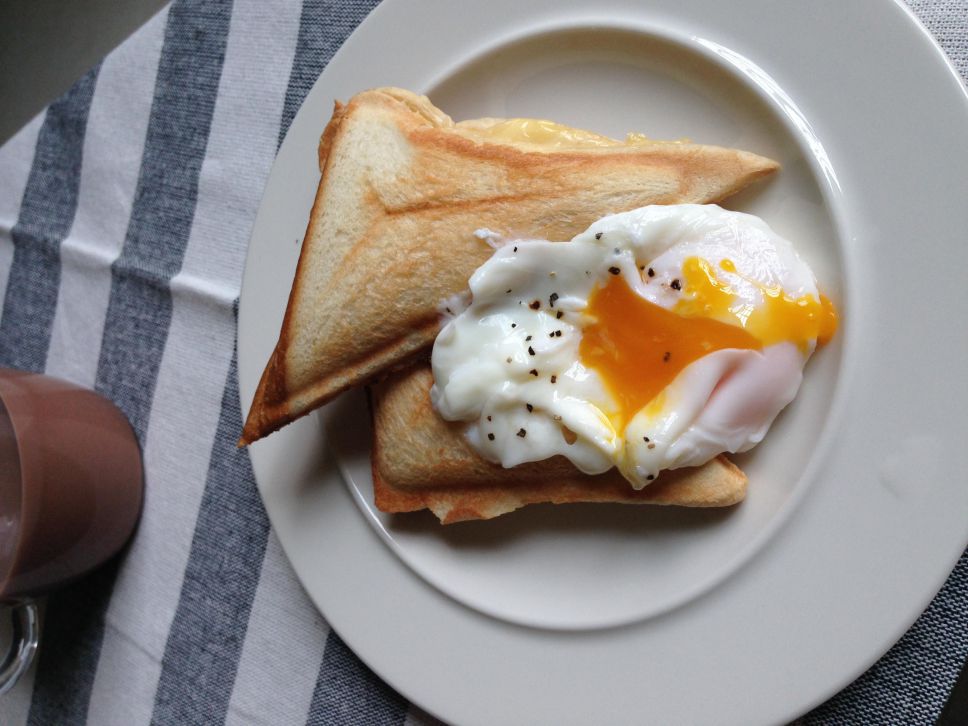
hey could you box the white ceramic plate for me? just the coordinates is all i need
[238,1,968,723]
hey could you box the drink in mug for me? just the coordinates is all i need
[0,369,142,692]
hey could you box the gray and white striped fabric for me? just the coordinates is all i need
[0,1,964,724]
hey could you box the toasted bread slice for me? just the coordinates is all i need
[241,87,779,445]
[370,365,747,524]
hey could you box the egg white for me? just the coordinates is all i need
[430,204,822,489]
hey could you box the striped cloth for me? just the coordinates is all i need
[0,1,964,724]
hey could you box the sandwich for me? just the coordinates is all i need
[240,87,779,445]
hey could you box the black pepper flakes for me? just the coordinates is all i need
[550,375,557,384]
[511,323,516,328]
[488,433,495,441]
[671,278,681,291]
[529,369,539,376]
[647,267,655,278]
[549,292,559,307]
[556,311,564,319]
[517,428,527,438]
[528,346,535,356]
[513,246,518,252]
[663,351,671,362]
[487,416,492,421]
[647,474,655,481]
[526,335,532,341]
[595,232,603,240]
[555,330,562,337]
[506,288,512,294]
[529,300,540,310]
[643,436,650,443]
[526,403,533,412]
[608,266,620,275]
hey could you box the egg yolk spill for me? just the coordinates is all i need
[676,258,838,349]
[579,258,838,429]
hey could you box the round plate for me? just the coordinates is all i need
[239,1,968,723]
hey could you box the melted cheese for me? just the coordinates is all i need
[458,118,657,149]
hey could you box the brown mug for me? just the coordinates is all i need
[0,369,143,693]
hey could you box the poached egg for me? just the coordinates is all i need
[430,204,837,489]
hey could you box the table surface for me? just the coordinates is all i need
[0,1,966,725]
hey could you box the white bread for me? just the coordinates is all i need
[370,365,748,524]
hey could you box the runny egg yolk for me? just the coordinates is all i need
[578,257,839,429]
[677,258,838,349]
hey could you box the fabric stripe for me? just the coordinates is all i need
[224,534,330,726]
[25,3,234,724]
[277,0,383,147]
[0,67,99,372]
[153,0,386,723]
[86,1,300,722]
[149,355,271,725]
[92,0,233,440]
[45,11,167,388]
[0,115,44,311]
[306,631,408,726]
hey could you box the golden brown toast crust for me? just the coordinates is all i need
[370,366,747,524]
[241,88,779,445]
